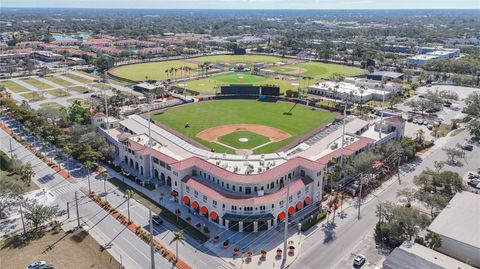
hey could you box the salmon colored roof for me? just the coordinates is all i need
[316,136,375,164]
[172,156,323,185]
[385,116,405,123]
[127,139,178,164]
[182,176,313,206]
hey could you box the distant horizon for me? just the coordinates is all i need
[2,0,479,10]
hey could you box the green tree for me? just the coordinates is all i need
[84,161,96,193]
[20,162,35,185]
[463,92,480,137]
[169,231,185,263]
[396,188,416,207]
[94,55,114,73]
[67,100,91,125]
[425,231,442,249]
[23,199,59,230]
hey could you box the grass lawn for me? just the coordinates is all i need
[193,54,288,64]
[39,102,64,109]
[0,80,30,93]
[79,71,100,79]
[20,92,45,101]
[21,78,53,90]
[177,73,302,94]
[0,230,120,269]
[272,62,364,79]
[152,99,336,153]
[218,131,270,149]
[111,60,198,82]
[68,86,90,94]
[66,98,85,104]
[109,78,132,87]
[0,150,35,193]
[43,76,76,87]
[47,88,71,97]
[62,73,94,84]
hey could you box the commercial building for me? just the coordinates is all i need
[94,104,404,232]
[383,44,412,53]
[33,51,64,62]
[307,78,403,103]
[427,192,480,268]
[407,47,461,65]
[367,71,404,81]
[383,242,475,269]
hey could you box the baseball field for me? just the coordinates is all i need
[271,62,364,78]
[176,73,302,94]
[151,99,336,154]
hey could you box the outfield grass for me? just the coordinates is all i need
[111,60,198,82]
[176,73,304,94]
[218,131,270,149]
[272,62,364,79]
[21,78,53,90]
[62,73,94,84]
[39,102,64,109]
[20,92,45,101]
[47,88,71,97]
[0,80,30,93]
[69,86,90,94]
[152,100,336,153]
[44,76,76,87]
[193,54,288,64]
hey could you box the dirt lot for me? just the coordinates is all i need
[0,229,120,269]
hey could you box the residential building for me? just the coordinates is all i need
[34,51,64,62]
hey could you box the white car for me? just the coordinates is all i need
[353,254,366,266]
[26,261,46,269]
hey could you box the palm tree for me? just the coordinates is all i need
[101,171,109,194]
[416,129,425,143]
[84,161,95,193]
[63,145,72,177]
[21,162,35,185]
[125,189,135,223]
[425,231,442,249]
[169,231,185,263]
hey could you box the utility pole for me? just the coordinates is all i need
[357,177,363,220]
[103,76,110,130]
[19,202,26,234]
[379,81,386,139]
[149,209,155,269]
[397,156,402,184]
[75,191,80,228]
[9,137,13,158]
[67,202,70,219]
[339,101,347,175]
[283,177,291,261]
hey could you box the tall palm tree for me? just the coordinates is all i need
[101,171,109,194]
[169,231,185,263]
[84,161,95,193]
[125,189,135,223]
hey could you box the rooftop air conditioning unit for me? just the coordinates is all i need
[257,190,264,196]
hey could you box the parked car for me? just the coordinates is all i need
[417,118,424,125]
[462,143,474,151]
[353,254,366,267]
[427,124,433,130]
[152,215,163,225]
[26,261,46,269]
[412,118,418,124]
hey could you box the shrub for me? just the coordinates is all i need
[301,211,327,232]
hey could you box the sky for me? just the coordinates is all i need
[1,0,479,9]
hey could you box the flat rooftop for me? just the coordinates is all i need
[428,192,480,250]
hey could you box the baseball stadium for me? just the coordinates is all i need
[96,54,403,233]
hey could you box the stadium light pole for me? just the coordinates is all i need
[283,177,291,261]
[339,100,347,176]
[103,76,110,130]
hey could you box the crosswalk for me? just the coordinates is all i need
[48,182,84,197]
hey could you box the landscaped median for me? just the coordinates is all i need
[86,191,192,269]
[300,211,327,232]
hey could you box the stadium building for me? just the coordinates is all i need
[94,102,404,232]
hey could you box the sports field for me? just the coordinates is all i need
[110,54,294,82]
[176,73,303,94]
[152,100,336,154]
[111,60,198,82]
[21,78,53,90]
[272,62,364,78]
[0,80,30,93]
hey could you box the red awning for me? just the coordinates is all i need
[304,196,311,205]
[278,211,286,221]
[210,211,218,220]
[296,201,303,210]
[171,190,178,197]
[192,201,199,209]
[288,206,295,216]
[200,206,208,216]
[182,196,190,205]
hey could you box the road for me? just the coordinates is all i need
[290,130,479,269]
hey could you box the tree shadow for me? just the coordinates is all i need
[70,229,89,243]
[1,230,46,250]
